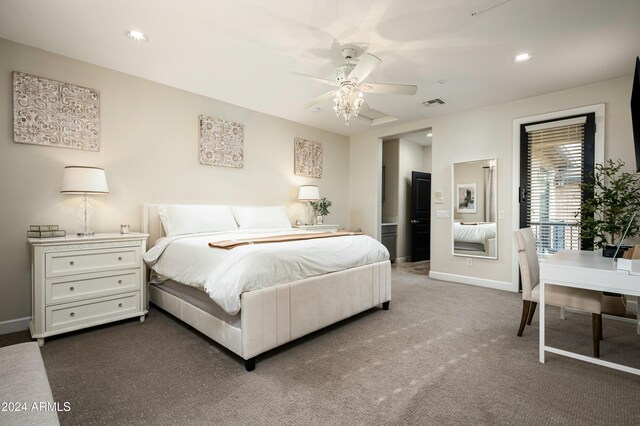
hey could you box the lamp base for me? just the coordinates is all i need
[76,232,95,237]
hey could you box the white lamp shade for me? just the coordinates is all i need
[60,166,109,194]
[298,185,320,201]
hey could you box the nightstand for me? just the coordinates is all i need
[293,224,340,233]
[28,233,149,346]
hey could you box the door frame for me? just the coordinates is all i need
[511,104,605,289]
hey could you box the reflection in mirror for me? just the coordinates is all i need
[452,159,498,259]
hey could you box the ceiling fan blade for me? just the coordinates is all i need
[289,72,339,87]
[303,91,336,109]
[348,53,381,83]
[361,82,418,95]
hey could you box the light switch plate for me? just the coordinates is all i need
[498,210,505,220]
[436,210,450,219]
[434,190,444,204]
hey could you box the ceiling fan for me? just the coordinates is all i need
[293,47,418,125]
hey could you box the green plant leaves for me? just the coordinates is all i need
[578,159,640,247]
[309,197,332,216]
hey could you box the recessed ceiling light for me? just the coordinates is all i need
[513,52,532,63]
[126,30,148,42]
[426,132,433,137]
[310,107,321,113]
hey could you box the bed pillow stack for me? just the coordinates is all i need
[158,204,238,236]
[158,204,293,236]
[232,205,292,229]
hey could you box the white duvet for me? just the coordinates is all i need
[143,228,389,315]
[453,222,497,244]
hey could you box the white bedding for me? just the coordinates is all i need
[143,228,389,315]
[453,222,497,244]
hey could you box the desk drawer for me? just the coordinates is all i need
[46,247,140,277]
[46,292,141,332]
[46,270,140,305]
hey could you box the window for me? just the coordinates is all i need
[519,114,595,255]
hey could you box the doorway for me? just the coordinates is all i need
[381,128,432,262]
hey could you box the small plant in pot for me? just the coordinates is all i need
[578,159,640,257]
[309,197,332,225]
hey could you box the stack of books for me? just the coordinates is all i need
[27,225,66,238]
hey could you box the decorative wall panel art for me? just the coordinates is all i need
[199,114,244,168]
[294,137,323,178]
[13,71,100,151]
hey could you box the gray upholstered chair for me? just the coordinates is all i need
[513,228,604,357]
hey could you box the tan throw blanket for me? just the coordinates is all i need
[209,231,363,250]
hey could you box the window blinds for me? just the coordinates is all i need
[525,117,586,254]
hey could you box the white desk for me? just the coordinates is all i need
[539,250,640,375]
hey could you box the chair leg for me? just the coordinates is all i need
[517,300,531,337]
[599,314,603,340]
[592,314,601,358]
[526,302,537,325]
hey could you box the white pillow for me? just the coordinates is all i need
[158,205,238,236]
[232,205,292,229]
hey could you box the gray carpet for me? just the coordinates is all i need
[1,270,639,425]
[392,260,430,275]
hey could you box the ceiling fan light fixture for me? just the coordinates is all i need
[333,84,365,125]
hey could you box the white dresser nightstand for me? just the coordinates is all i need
[28,233,149,346]
[293,224,340,233]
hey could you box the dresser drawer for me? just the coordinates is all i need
[46,292,141,332]
[45,246,140,277]
[46,270,141,305]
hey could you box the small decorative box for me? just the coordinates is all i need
[617,258,640,275]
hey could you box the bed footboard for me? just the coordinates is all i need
[240,260,391,360]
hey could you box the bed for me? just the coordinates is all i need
[141,204,391,371]
[453,221,497,257]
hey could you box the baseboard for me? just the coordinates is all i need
[0,316,31,335]
[395,256,409,263]
[428,271,515,292]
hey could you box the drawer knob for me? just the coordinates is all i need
[69,261,75,266]
[70,312,75,317]
[118,257,123,261]
[69,286,75,292]
[117,279,123,284]
[118,303,123,308]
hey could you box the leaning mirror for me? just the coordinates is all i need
[451,159,498,259]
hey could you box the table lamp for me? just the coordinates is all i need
[298,185,320,225]
[61,166,109,237]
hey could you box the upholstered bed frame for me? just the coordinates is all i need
[141,204,391,371]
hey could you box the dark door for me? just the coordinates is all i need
[411,171,431,261]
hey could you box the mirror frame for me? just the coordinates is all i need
[451,158,498,260]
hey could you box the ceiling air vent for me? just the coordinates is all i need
[421,98,445,107]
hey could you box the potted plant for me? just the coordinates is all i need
[309,197,332,225]
[579,159,640,256]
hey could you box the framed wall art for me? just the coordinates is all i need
[294,137,322,178]
[13,71,100,151]
[199,114,244,168]
[456,183,477,213]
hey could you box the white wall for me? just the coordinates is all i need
[382,140,399,221]
[423,145,432,173]
[0,38,350,327]
[349,75,635,291]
